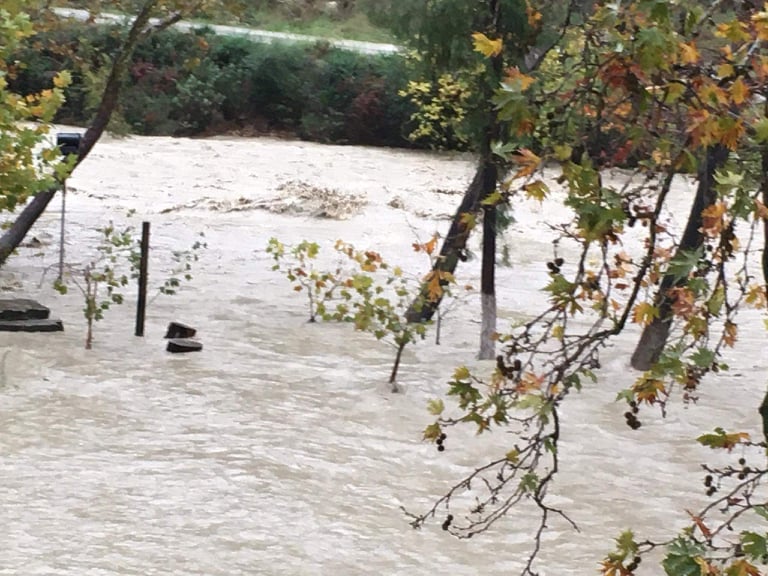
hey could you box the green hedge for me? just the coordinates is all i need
[10,23,418,148]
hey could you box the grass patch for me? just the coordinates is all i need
[58,1,395,44]
[233,9,395,43]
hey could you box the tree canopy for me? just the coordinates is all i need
[411,0,768,574]
[0,7,70,213]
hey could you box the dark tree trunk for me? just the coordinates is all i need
[0,1,172,268]
[405,160,498,323]
[479,202,497,359]
[762,113,768,295]
[630,145,729,370]
[406,0,504,326]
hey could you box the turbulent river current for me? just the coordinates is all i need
[0,133,764,575]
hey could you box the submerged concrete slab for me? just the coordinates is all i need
[0,318,63,332]
[0,299,51,321]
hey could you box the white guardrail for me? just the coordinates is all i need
[53,7,401,56]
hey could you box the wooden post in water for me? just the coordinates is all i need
[135,221,150,337]
[58,181,67,282]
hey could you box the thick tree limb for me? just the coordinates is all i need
[405,159,498,324]
[630,145,729,370]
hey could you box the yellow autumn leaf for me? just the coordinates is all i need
[523,180,549,201]
[730,76,750,105]
[453,365,470,380]
[471,32,503,58]
[459,211,477,230]
[727,559,761,576]
[52,70,72,89]
[679,41,700,64]
[632,376,666,404]
[717,62,735,79]
[632,302,659,326]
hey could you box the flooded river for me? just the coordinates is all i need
[0,134,764,575]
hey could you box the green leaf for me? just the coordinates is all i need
[491,140,517,159]
[615,530,639,559]
[423,422,441,441]
[753,117,768,144]
[663,538,706,576]
[754,506,768,522]
[520,472,538,493]
[667,247,704,282]
[689,347,715,369]
[481,190,503,206]
[515,394,545,412]
[742,531,768,561]
[707,286,725,316]
[696,427,749,451]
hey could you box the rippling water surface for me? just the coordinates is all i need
[1,136,764,575]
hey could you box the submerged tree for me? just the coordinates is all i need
[410,1,768,574]
[385,0,537,359]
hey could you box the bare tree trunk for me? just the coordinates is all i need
[389,340,406,392]
[630,145,729,370]
[0,0,178,268]
[762,102,768,295]
[405,161,498,323]
[479,203,497,359]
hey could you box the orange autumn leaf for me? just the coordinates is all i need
[686,510,713,539]
[517,371,545,393]
[526,2,542,27]
[632,376,666,404]
[679,41,700,64]
[719,118,746,150]
[700,202,727,237]
[424,271,444,302]
[599,559,633,576]
[669,287,696,318]
[754,199,768,220]
[715,20,751,42]
[505,66,535,91]
[512,148,542,179]
[745,284,767,308]
[412,235,438,255]
[723,321,738,347]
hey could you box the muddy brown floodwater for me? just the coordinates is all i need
[0,131,764,575]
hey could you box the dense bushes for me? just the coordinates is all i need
[9,23,418,147]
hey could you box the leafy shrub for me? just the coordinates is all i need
[170,60,225,133]
[7,21,417,147]
[246,42,313,128]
